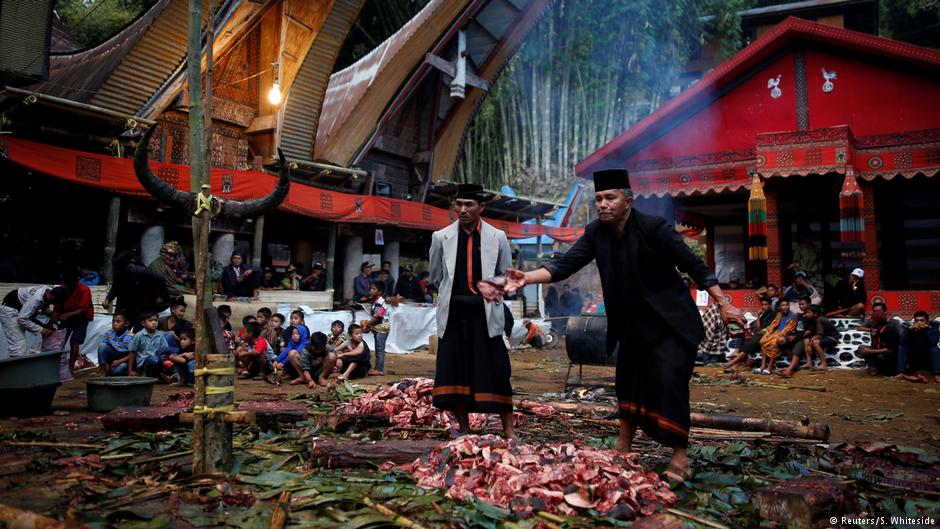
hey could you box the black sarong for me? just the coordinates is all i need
[432,295,513,412]
[617,330,695,448]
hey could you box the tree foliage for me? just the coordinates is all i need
[457,0,747,199]
[54,0,157,49]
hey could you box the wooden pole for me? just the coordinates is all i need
[252,215,265,269]
[326,224,337,292]
[102,196,121,283]
[188,0,232,474]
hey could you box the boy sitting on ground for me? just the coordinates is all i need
[335,324,371,380]
[778,304,837,377]
[292,331,337,388]
[327,320,347,350]
[262,313,285,358]
[235,321,273,379]
[168,327,196,384]
[159,299,188,332]
[128,312,169,377]
[238,315,257,341]
[98,311,133,375]
[857,312,900,376]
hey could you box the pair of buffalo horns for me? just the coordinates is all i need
[133,125,290,218]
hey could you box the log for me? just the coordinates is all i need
[101,406,181,432]
[309,439,443,468]
[180,411,255,424]
[317,413,391,433]
[0,503,90,529]
[517,399,830,440]
[631,514,690,529]
[236,401,308,423]
[0,454,29,476]
[269,491,291,529]
[689,413,830,441]
[515,399,614,417]
[752,476,857,529]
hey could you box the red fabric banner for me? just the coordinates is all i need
[1,137,585,243]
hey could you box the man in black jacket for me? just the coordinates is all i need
[497,169,745,482]
[221,253,260,299]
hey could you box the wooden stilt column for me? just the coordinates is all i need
[102,196,121,283]
[765,185,783,287]
[860,181,881,291]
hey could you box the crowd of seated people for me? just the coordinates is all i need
[714,275,939,382]
[86,278,398,386]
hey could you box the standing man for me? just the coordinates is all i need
[495,169,745,479]
[429,183,515,439]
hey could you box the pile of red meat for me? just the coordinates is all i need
[403,435,676,518]
[333,378,524,430]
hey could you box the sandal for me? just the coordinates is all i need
[662,464,691,485]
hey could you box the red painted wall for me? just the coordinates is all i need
[804,49,940,136]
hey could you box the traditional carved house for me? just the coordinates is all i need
[0,0,573,301]
[577,17,940,315]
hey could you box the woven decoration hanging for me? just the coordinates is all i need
[747,174,768,261]
[839,171,865,257]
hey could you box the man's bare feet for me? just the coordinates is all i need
[800,363,813,370]
[289,377,303,385]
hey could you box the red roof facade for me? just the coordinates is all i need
[576,17,940,197]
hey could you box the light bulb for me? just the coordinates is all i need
[268,82,282,105]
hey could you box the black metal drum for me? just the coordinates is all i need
[565,314,617,365]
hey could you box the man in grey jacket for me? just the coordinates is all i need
[429,183,515,438]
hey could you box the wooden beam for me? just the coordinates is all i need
[423,53,489,91]
[247,114,278,134]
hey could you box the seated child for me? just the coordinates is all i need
[335,324,371,380]
[275,310,309,379]
[292,331,337,388]
[262,313,286,358]
[167,327,196,384]
[327,320,347,350]
[217,305,235,353]
[98,311,133,375]
[128,312,169,377]
[238,315,257,341]
[858,312,900,376]
[235,321,273,379]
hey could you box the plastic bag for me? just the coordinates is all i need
[42,328,68,352]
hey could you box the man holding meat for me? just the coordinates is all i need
[490,169,746,482]
[429,183,516,439]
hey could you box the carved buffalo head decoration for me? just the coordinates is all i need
[134,125,290,219]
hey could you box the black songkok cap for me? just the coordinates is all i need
[592,169,631,192]
[455,183,487,201]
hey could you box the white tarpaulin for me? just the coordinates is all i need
[386,304,437,353]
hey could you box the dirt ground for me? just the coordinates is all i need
[7,344,938,452]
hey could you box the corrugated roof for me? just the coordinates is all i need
[279,0,364,161]
[28,0,168,104]
[312,0,472,164]
[89,0,193,116]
